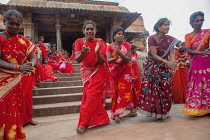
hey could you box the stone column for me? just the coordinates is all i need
[22,13,34,38]
[23,23,34,37]
[55,14,62,50]
[55,25,62,50]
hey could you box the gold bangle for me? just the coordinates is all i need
[14,65,20,71]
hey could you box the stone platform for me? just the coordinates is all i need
[24,104,210,140]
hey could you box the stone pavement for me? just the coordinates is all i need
[24,104,210,140]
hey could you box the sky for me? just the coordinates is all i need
[1,0,210,41]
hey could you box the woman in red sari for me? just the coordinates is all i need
[139,18,179,121]
[75,21,112,134]
[0,10,36,140]
[42,58,58,82]
[107,27,136,123]
[71,43,76,60]
[130,45,141,109]
[172,47,188,103]
[57,53,74,74]
[183,11,210,116]
[38,36,48,58]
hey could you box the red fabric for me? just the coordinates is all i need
[71,50,76,60]
[38,41,48,58]
[172,51,188,103]
[107,42,134,119]
[0,34,35,140]
[42,64,57,82]
[35,58,45,82]
[59,55,64,59]
[57,58,74,74]
[48,57,58,70]
[21,75,33,125]
[75,38,112,129]
[131,53,141,107]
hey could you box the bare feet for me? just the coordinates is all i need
[29,120,38,126]
[157,116,171,122]
[114,115,121,123]
[76,126,86,134]
[124,108,137,118]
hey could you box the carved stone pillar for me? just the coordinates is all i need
[55,14,62,50]
[23,23,34,37]
[22,13,34,38]
[55,25,62,50]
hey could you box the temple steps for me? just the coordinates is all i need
[36,80,83,88]
[33,99,111,117]
[59,76,82,81]
[32,62,110,117]
[33,86,83,96]
[33,93,83,105]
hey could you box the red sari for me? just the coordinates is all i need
[172,51,188,103]
[107,42,134,119]
[0,34,35,140]
[35,58,45,82]
[42,64,57,82]
[48,57,58,70]
[139,35,179,119]
[75,38,112,130]
[131,53,141,107]
[57,58,74,74]
[71,50,76,60]
[38,41,48,58]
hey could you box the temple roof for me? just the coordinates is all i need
[0,0,141,30]
[5,0,130,13]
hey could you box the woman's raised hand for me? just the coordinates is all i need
[82,42,90,53]
[95,39,101,53]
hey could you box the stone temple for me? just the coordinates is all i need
[0,0,149,53]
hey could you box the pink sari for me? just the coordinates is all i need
[183,29,210,116]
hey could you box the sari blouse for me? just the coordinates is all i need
[185,29,210,50]
[148,35,176,58]
[107,42,131,64]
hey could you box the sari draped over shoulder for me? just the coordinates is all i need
[0,34,35,140]
[139,35,179,119]
[107,42,134,119]
[75,38,113,129]
[183,29,210,116]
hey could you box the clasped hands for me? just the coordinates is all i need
[20,62,35,75]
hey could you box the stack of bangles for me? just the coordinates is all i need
[14,65,20,71]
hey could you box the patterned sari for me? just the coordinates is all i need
[75,38,113,130]
[139,35,179,119]
[107,42,134,119]
[0,34,35,140]
[183,29,210,116]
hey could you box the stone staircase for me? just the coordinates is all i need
[32,61,110,117]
